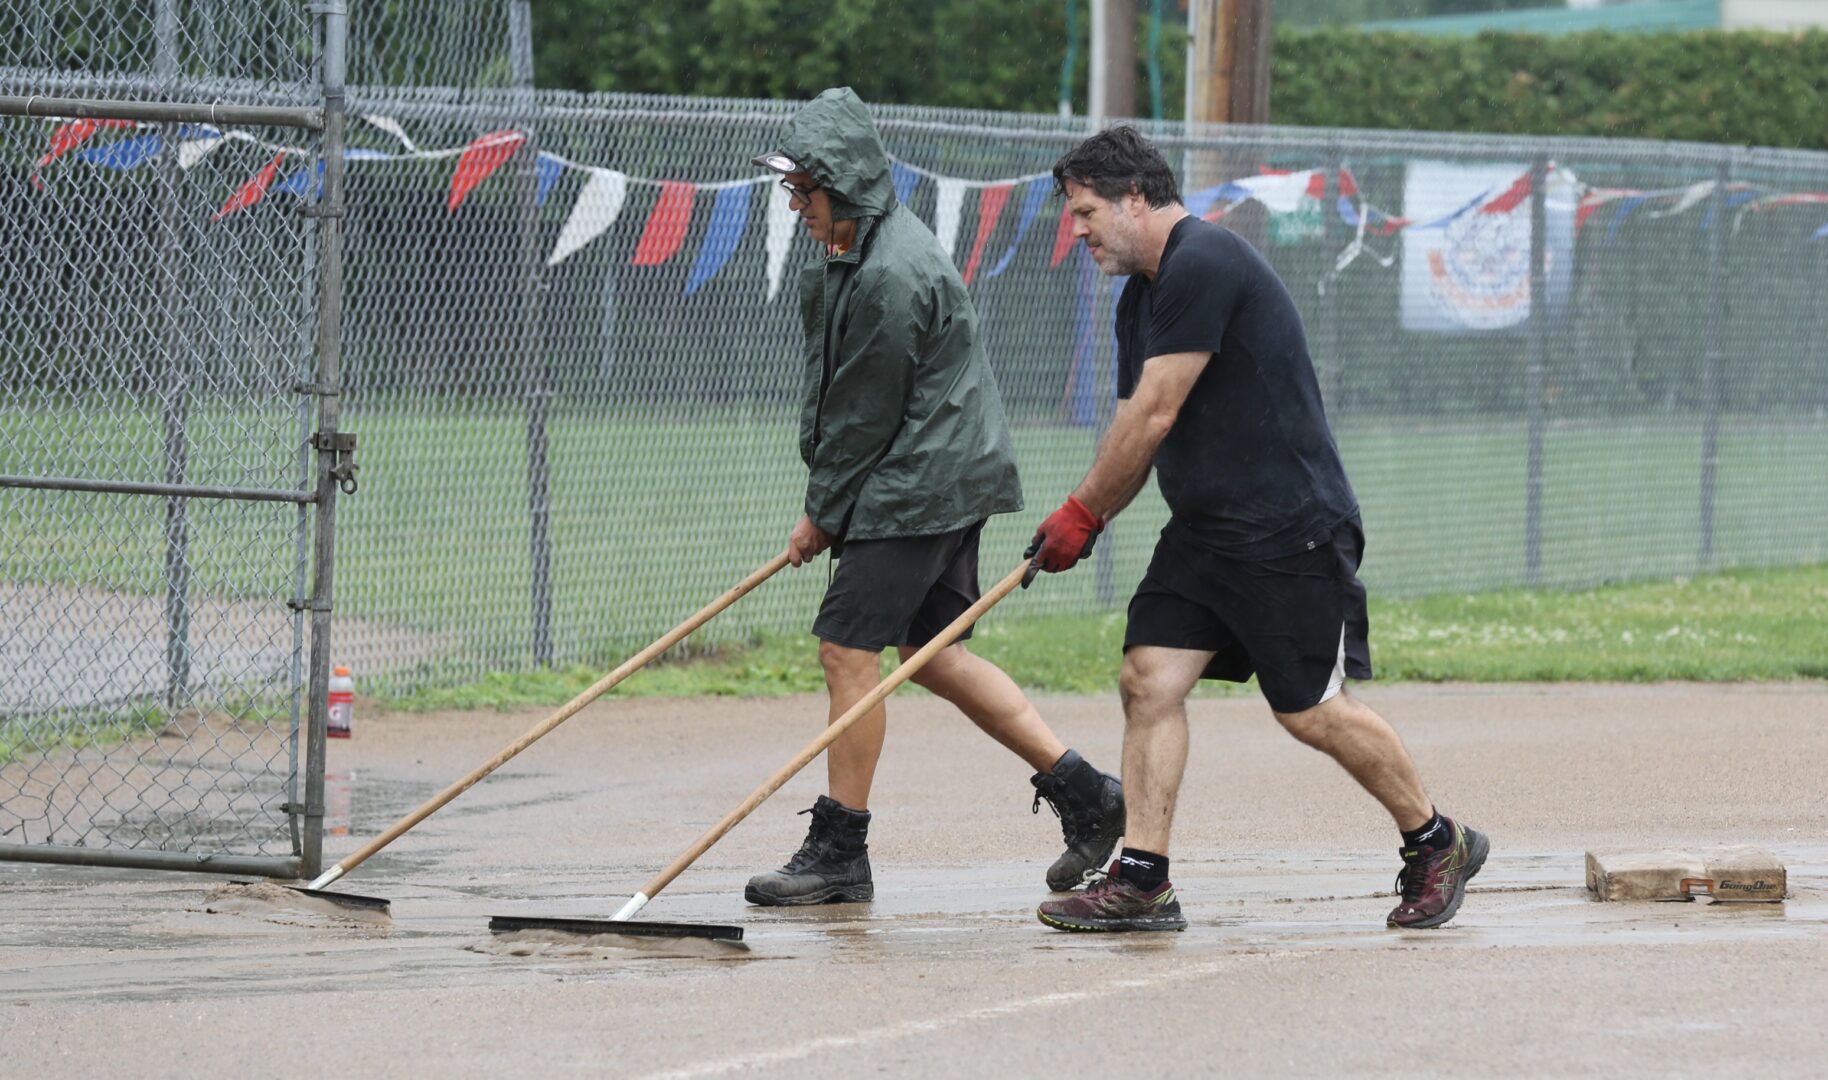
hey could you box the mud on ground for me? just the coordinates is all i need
[4,683,1826,1078]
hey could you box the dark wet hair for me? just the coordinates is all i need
[1051,125,1181,209]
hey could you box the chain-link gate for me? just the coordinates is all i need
[0,0,353,877]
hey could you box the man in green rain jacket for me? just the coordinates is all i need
[745,88,1124,906]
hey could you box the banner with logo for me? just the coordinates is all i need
[1399,161,1577,334]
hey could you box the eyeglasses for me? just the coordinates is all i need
[780,178,820,206]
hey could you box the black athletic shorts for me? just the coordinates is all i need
[1123,516,1373,713]
[812,521,984,651]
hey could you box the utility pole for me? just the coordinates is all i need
[1185,0,1274,238]
[1089,0,1138,120]
[1186,0,1273,128]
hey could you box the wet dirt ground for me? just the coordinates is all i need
[4,683,1826,1078]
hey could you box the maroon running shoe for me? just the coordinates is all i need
[1036,870,1186,932]
[1387,817,1489,929]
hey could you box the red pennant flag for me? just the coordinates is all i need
[1339,168,1359,199]
[32,118,136,188]
[631,182,696,266]
[447,129,526,212]
[961,184,1013,285]
[212,153,287,222]
[1575,202,1603,236]
[1049,202,1078,268]
[1304,171,1327,200]
[1481,171,1536,215]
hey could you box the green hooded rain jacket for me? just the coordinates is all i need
[776,88,1023,542]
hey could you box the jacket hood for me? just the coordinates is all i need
[777,87,895,222]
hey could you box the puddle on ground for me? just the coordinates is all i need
[466,928,754,961]
[201,881,392,927]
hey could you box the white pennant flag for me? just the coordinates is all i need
[765,181,798,301]
[361,113,419,152]
[934,178,966,260]
[1232,170,1319,215]
[1648,179,1715,219]
[546,168,629,266]
[178,134,224,170]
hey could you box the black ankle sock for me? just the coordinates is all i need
[1401,810,1447,853]
[1116,847,1169,890]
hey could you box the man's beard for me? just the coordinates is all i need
[1094,229,1143,276]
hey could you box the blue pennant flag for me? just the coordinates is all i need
[685,184,754,296]
[535,152,565,206]
[76,134,161,169]
[272,160,325,198]
[1699,189,1761,233]
[891,161,919,207]
[1603,195,1655,247]
[985,178,1052,279]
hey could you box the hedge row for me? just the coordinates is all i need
[1272,29,1828,151]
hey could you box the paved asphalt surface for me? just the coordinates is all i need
[4,683,1826,1077]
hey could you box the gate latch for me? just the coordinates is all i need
[311,431,359,495]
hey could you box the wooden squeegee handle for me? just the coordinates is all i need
[307,550,793,890]
[627,559,1033,909]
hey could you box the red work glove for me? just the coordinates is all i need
[1024,496,1103,585]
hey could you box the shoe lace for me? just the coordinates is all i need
[1030,777,1096,845]
[782,805,833,873]
[1394,849,1431,904]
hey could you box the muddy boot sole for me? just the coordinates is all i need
[743,881,875,907]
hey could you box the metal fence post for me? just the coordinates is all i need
[1320,147,1343,416]
[154,0,192,712]
[1698,155,1732,571]
[512,0,554,667]
[300,1,351,878]
[1523,154,1549,587]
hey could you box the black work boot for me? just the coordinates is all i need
[744,794,874,906]
[1031,749,1126,892]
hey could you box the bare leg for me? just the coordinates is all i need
[821,640,886,810]
[1272,686,1432,831]
[1117,646,1214,854]
[897,643,1066,773]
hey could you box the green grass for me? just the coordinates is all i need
[386,562,1828,711]
[0,703,168,767]
[7,400,1828,689]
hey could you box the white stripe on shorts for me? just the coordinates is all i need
[1317,623,1347,705]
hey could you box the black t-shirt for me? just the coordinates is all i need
[1116,215,1358,559]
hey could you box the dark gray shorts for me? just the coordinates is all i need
[812,521,984,651]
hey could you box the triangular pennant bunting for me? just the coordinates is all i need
[686,183,755,295]
[178,131,226,170]
[547,168,629,266]
[962,184,1013,285]
[447,130,526,212]
[535,153,565,207]
[1050,202,1077,267]
[272,159,326,198]
[362,113,418,152]
[212,152,287,222]
[631,181,696,266]
[986,178,1051,279]
[934,178,966,260]
[76,133,161,169]
[891,161,919,206]
[765,182,798,301]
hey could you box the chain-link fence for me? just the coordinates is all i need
[312,85,1828,691]
[0,0,360,875]
[5,4,1826,743]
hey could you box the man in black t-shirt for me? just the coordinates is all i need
[1026,127,1488,934]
